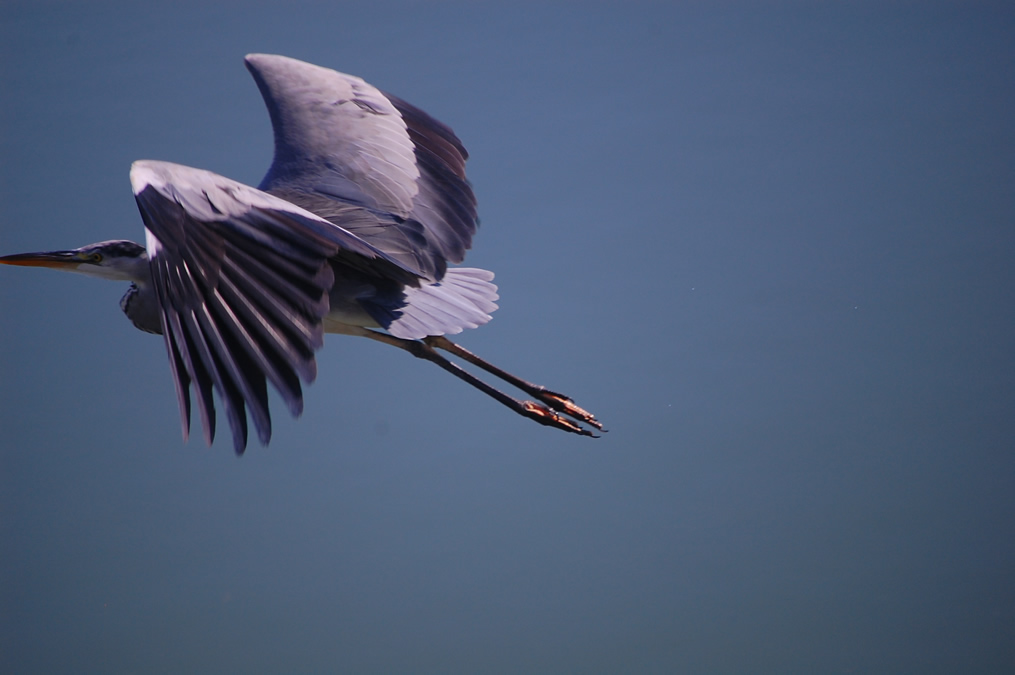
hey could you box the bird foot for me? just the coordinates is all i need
[522,401,601,437]
[531,388,606,432]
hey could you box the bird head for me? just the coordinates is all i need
[0,240,149,282]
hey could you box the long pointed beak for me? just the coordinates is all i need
[0,250,85,270]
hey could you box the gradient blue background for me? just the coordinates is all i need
[2,2,1013,672]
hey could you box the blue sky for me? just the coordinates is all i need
[1,2,1013,672]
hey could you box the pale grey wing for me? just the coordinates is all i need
[245,53,477,281]
[130,160,418,454]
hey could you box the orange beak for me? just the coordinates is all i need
[0,250,85,270]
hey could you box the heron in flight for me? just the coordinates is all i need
[0,54,602,453]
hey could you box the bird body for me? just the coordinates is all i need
[0,54,602,453]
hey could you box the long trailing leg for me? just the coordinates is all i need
[359,330,602,436]
[423,335,604,432]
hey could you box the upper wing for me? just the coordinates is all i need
[130,159,418,454]
[245,54,478,281]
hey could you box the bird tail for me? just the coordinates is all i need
[367,268,499,340]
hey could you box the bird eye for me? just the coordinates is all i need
[90,252,103,263]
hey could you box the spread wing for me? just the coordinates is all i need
[245,53,478,281]
[130,159,418,454]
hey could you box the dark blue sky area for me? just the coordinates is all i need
[1,2,1013,672]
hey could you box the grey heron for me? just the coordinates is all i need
[0,54,603,453]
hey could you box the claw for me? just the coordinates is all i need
[522,401,599,437]
[536,390,606,431]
